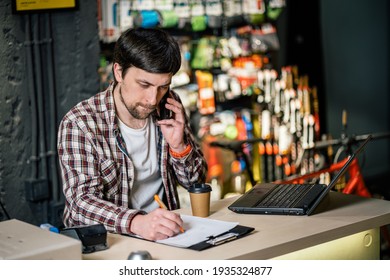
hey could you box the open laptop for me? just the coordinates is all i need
[228,135,372,216]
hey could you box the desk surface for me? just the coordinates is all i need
[84,192,390,260]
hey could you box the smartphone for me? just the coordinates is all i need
[158,92,172,120]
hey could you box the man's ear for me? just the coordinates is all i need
[113,63,123,83]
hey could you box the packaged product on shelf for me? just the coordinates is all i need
[195,70,216,115]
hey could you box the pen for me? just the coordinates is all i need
[154,194,185,233]
[154,194,167,209]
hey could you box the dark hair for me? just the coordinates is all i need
[112,28,181,85]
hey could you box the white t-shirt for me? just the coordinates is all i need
[118,116,163,212]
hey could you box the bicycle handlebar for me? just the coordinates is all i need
[312,131,390,149]
[208,131,390,152]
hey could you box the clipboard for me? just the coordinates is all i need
[123,215,255,251]
[188,225,255,251]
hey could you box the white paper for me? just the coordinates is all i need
[156,215,239,248]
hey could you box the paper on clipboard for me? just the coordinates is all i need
[156,215,238,248]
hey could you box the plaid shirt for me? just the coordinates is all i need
[57,83,207,234]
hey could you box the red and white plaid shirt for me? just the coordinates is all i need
[57,83,207,234]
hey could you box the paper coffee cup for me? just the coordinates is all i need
[188,183,212,217]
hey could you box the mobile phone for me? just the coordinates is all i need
[158,92,172,120]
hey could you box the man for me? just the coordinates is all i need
[57,28,207,241]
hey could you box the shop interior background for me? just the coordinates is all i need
[0,0,389,249]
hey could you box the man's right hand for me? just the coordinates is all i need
[130,208,184,241]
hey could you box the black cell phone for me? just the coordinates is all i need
[158,93,172,120]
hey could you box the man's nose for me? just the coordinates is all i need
[146,88,158,105]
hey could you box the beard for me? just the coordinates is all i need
[119,87,157,120]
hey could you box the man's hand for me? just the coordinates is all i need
[130,208,184,241]
[157,97,186,152]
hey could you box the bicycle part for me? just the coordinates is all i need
[312,131,390,150]
[342,157,371,197]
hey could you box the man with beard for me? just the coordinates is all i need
[58,28,207,241]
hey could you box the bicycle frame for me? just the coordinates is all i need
[274,156,371,198]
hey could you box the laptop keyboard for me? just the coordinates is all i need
[257,184,313,208]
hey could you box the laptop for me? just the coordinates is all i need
[228,135,372,216]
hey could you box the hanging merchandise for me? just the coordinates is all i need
[226,43,264,96]
[205,0,223,29]
[250,23,280,53]
[242,110,254,148]
[182,43,192,75]
[217,38,233,71]
[261,98,274,183]
[191,37,214,70]
[265,140,275,182]
[100,0,131,43]
[266,0,286,21]
[195,70,216,115]
[273,147,283,180]
[210,37,222,69]
[261,109,271,140]
[232,54,263,69]
[311,87,321,139]
[190,0,207,32]
[213,73,242,101]
[273,79,282,115]
[155,0,174,10]
[116,0,134,33]
[155,0,179,28]
[227,36,243,58]
[234,113,245,139]
[131,0,159,29]
[278,124,291,157]
[249,105,262,183]
[171,38,191,87]
[242,0,266,25]
[219,111,239,140]
[271,114,281,180]
[223,0,246,28]
[132,0,179,29]
[224,125,239,140]
[229,67,258,95]
[132,0,155,10]
[133,10,160,28]
[214,74,229,103]
[226,76,242,100]
[174,0,191,29]
[159,10,179,28]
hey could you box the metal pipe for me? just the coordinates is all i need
[44,13,60,202]
[24,14,39,179]
[32,14,50,222]
[32,14,48,179]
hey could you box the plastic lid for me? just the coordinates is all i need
[188,183,212,194]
